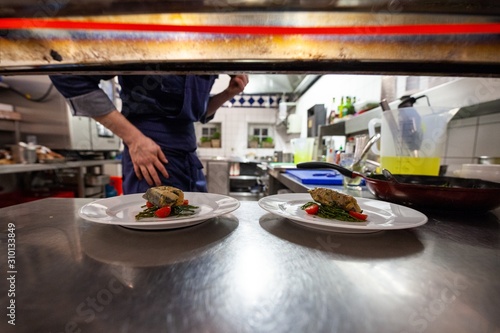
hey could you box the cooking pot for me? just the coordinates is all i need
[297,161,500,212]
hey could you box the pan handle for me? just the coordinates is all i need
[296,161,365,179]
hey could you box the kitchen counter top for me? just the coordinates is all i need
[0,159,121,199]
[1,197,498,333]
[266,166,377,200]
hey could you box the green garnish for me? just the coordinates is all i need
[135,204,199,221]
[301,201,365,222]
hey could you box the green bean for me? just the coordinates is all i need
[301,201,363,222]
[135,204,199,221]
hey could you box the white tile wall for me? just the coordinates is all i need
[444,112,500,175]
[196,106,278,160]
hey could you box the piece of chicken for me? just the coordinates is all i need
[142,186,184,207]
[308,187,362,213]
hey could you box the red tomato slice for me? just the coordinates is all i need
[146,201,155,208]
[348,211,368,221]
[305,204,319,215]
[154,206,172,218]
[183,199,189,205]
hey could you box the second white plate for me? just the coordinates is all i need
[258,193,427,233]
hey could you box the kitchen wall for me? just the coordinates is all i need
[200,75,500,175]
[295,74,384,134]
[197,74,386,161]
[445,111,500,175]
[196,106,280,160]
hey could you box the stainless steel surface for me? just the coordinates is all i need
[84,173,110,186]
[477,156,500,165]
[0,159,119,198]
[206,160,230,195]
[2,0,500,17]
[351,133,380,170]
[243,74,319,96]
[0,159,119,175]
[1,8,500,76]
[0,198,499,333]
[0,76,121,151]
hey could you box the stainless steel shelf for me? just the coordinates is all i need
[229,192,262,198]
[229,175,259,180]
[0,159,120,198]
[1,9,500,76]
[0,160,120,175]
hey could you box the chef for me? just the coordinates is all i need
[50,74,249,194]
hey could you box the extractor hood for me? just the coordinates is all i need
[244,74,320,97]
[211,74,320,99]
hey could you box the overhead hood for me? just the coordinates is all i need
[0,1,499,76]
[242,74,319,98]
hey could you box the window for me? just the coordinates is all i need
[201,126,219,138]
[248,124,274,148]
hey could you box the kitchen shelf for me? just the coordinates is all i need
[0,160,120,175]
[229,175,259,180]
[229,192,262,198]
[1,7,500,76]
[0,159,120,198]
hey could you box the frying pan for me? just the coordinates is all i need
[297,161,500,212]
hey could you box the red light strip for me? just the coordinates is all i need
[0,18,500,35]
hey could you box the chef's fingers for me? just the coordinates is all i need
[227,75,248,95]
[231,74,249,89]
[154,155,169,180]
[157,149,169,165]
[133,163,143,181]
[146,165,162,186]
[152,148,169,180]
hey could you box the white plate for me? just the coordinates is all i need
[258,193,427,233]
[79,192,240,230]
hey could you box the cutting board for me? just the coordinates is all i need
[285,169,344,185]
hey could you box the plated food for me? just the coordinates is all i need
[301,187,368,222]
[79,192,240,230]
[135,186,199,220]
[258,193,427,233]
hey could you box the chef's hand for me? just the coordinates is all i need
[128,135,169,186]
[206,74,249,117]
[94,110,169,186]
[227,74,249,96]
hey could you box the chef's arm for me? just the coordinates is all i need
[49,75,169,186]
[206,75,249,117]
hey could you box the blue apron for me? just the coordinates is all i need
[119,75,216,194]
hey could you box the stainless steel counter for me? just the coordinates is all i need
[0,160,120,175]
[0,159,120,198]
[0,198,499,333]
[266,166,376,199]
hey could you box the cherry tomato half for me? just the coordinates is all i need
[305,204,319,215]
[183,199,189,205]
[146,201,155,208]
[154,206,172,218]
[348,211,368,221]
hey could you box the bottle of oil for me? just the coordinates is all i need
[337,96,345,118]
[328,97,337,124]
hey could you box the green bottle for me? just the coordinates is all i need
[338,96,344,118]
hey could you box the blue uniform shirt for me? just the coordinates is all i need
[50,74,218,194]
